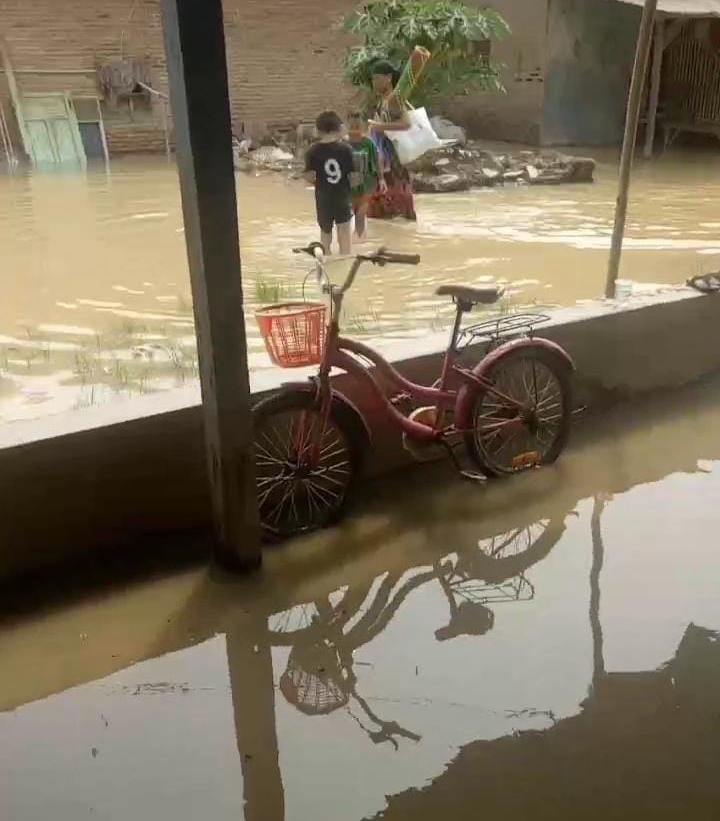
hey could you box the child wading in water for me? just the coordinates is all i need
[304,111,357,255]
[347,113,386,239]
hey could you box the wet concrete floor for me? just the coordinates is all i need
[2,147,720,421]
[2,374,720,819]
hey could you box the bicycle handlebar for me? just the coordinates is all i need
[293,243,420,266]
[293,242,325,259]
[371,249,421,266]
[293,243,421,296]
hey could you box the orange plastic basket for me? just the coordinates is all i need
[255,302,327,368]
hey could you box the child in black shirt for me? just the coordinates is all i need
[304,111,356,255]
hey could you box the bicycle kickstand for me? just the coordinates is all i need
[441,440,487,484]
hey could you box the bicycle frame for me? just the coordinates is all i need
[285,249,573,470]
[308,254,536,445]
[329,338,456,443]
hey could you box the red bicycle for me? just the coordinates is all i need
[253,243,574,538]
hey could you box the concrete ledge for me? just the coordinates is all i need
[2,287,718,580]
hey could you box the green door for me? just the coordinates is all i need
[22,94,86,166]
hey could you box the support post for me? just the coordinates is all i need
[160,0,261,571]
[605,0,657,299]
[643,17,665,159]
[0,37,30,159]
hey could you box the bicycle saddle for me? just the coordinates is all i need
[436,284,503,305]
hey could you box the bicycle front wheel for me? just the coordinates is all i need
[253,391,363,540]
[465,348,572,478]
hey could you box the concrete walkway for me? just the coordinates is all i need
[2,375,720,820]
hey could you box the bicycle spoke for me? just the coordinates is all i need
[253,395,357,536]
[289,483,300,524]
[268,423,291,461]
[307,477,342,507]
[474,354,568,472]
[310,470,350,489]
[258,432,286,463]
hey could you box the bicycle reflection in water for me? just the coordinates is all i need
[267,517,568,749]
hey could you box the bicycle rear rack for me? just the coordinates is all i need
[458,312,551,350]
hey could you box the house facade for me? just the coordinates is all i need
[5,0,711,160]
[0,0,357,159]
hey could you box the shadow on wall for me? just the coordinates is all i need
[543,0,640,145]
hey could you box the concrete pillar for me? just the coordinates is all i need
[160,0,261,571]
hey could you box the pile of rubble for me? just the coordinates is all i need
[232,143,299,174]
[412,117,596,191]
[232,119,596,191]
[410,144,595,194]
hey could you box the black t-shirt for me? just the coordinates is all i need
[305,140,354,200]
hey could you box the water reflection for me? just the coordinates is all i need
[268,519,566,751]
[377,497,720,820]
[3,381,720,818]
[219,510,574,821]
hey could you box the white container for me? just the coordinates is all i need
[614,279,633,300]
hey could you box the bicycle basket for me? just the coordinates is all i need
[255,302,326,368]
[279,645,349,715]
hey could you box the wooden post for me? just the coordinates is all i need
[605,0,657,299]
[160,0,261,571]
[0,37,30,159]
[0,100,14,165]
[643,17,665,159]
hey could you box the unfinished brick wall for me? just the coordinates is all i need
[0,0,357,157]
[223,0,357,135]
[105,125,169,155]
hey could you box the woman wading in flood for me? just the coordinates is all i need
[367,60,417,222]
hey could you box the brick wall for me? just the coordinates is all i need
[223,0,357,134]
[0,0,356,157]
[105,125,169,155]
[447,0,548,143]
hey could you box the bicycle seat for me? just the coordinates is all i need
[436,284,503,305]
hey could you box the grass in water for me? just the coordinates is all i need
[254,276,293,304]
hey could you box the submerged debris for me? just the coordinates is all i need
[409,143,596,192]
[232,120,595,190]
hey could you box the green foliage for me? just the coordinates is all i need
[342,1,509,106]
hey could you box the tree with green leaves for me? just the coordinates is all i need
[342,1,510,106]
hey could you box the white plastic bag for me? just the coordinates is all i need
[388,107,442,166]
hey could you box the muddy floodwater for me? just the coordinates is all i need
[3,375,720,819]
[2,149,720,422]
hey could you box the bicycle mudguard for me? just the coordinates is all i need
[454,338,575,432]
[279,381,373,447]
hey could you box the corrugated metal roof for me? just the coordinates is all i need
[614,0,720,16]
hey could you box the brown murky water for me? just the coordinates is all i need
[2,375,720,819]
[2,148,720,422]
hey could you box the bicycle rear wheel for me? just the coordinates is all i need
[465,348,572,477]
[253,391,363,539]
